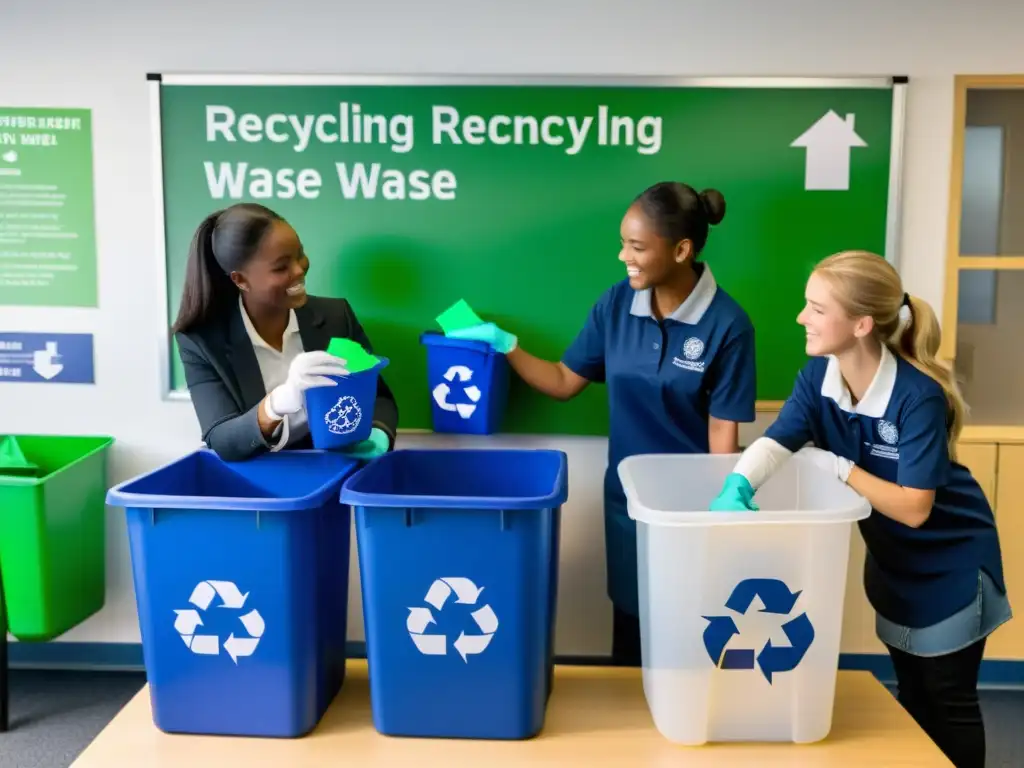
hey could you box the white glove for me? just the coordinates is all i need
[797,446,853,483]
[265,351,349,420]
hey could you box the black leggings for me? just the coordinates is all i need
[886,638,987,768]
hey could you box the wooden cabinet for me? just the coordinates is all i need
[957,443,998,507]
[986,444,1023,658]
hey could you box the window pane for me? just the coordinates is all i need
[962,89,1024,256]
[955,269,1024,425]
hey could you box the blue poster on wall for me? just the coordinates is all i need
[0,332,94,383]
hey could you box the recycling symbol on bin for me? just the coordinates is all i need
[325,395,362,435]
[702,578,814,684]
[173,580,265,664]
[406,577,499,662]
[432,366,482,420]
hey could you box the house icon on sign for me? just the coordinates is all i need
[790,110,867,191]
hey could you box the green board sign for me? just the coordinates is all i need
[0,107,98,307]
[152,75,905,436]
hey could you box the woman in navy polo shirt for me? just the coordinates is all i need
[711,250,1008,768]
[451,182,757,665]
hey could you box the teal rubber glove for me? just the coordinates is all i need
[446,322,518,354]
[340,427,389,461]
[709,473,758,512]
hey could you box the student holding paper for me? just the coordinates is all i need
[709,250,1007,768]
[450,182,757,665]
[172,203,398,462]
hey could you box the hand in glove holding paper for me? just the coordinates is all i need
[447,322,519,354]
[436,299,518,354]
[264,350,349,421]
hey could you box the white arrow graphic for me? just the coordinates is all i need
[238,609,265,638]
[224,634,259,664]
[31,342,62,380]
[410,634,447,655]
[424,579,452,610]
[208,580,249,609]
[454,632,493,662]
[790,110,867,191]
[189,635,220,655]
[432,383,457,412]
[471,604,499,634]
[189,582,216,611]
[174,609,204,636]
[407,607,436,634]
[442,577,483,605]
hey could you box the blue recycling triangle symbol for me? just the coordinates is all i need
[702,578,814,684]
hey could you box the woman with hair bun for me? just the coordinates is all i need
[453,182,757,664]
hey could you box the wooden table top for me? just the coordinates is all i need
[72,662,950,766]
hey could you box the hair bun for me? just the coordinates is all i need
[699,189,726,226]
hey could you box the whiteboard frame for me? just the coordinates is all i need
[149,74,908,402]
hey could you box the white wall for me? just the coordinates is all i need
[3,0,1023,657]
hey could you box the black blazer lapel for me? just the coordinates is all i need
[225,308,271,410]
[296,303,330,353]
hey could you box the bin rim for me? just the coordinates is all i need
[105,447,360,512]
[339,448,569,510]
[617,453,872,527]
[419,331,496,356]
[0,434,114,487]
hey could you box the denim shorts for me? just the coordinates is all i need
[876,570,1012,658]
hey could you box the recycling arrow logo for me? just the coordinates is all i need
[173,580,265,664]
[702,578,814,684]
[325,394,362,435]
[431,365,482,419]
[407,577,498,662]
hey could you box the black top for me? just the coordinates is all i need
[175,295,399,462]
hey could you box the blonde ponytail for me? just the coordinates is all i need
[813,251,966,461]
[893,294,967,459]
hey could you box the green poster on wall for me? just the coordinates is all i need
[152,75,905,435]
[0,107,97,307]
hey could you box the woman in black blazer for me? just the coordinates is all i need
[172,203,398,462]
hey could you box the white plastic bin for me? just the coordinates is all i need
[617,453,871,746]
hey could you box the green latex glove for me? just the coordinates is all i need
[709,473,758,512]
[446,322,518,354]
[340,427,389,461]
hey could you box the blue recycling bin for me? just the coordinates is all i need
[105,449,361,738]
[340,449,567,740]
[305,357,389,450]
[420,333,508,435]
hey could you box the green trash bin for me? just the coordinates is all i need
[0,434,113,641]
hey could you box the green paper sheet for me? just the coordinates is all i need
[326,337,379,374]
[0,435,40,476]
[436,299,484,335]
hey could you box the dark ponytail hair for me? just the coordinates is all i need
[633,182,726,257]
[171,203,284,335]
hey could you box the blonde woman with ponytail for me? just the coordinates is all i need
[710,251,1008,768]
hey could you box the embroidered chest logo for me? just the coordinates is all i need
[673,337,706,373]
[868,419,899,460]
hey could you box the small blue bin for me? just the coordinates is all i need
[420,333,508,435]
[105,449,361,738]
[305,357,389,450]
[340,448,567,740]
